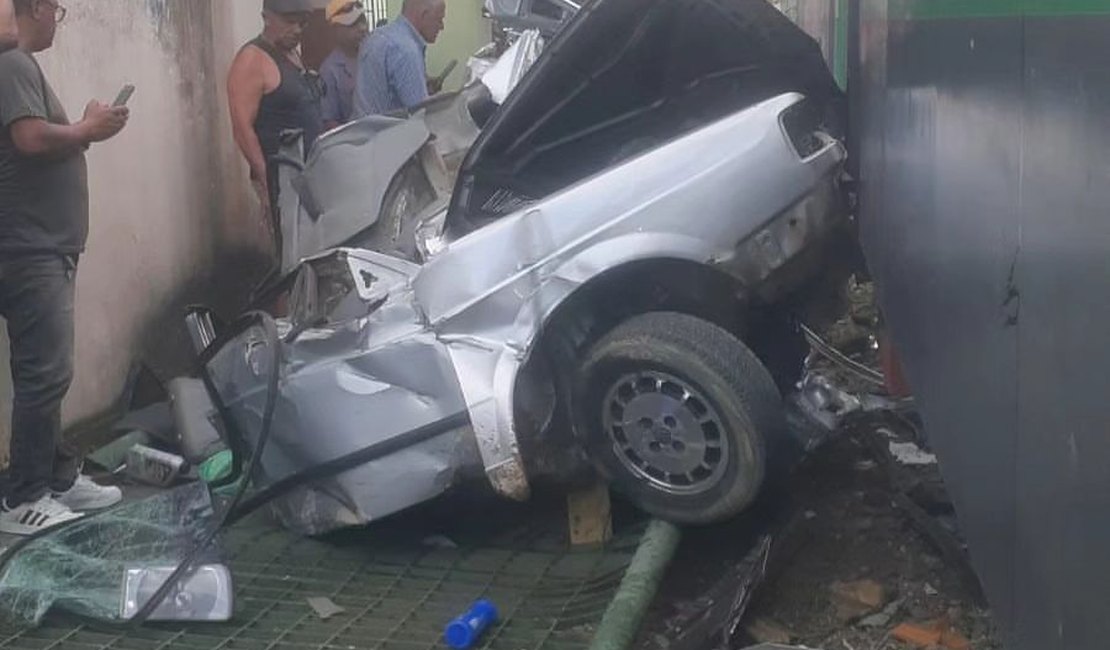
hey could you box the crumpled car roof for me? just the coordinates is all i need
[448,0,845,233]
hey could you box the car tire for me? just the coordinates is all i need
[574,312,783,525]
[353,159,434,261]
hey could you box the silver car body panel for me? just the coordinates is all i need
[203,92,846,534]
[276,31,556,277]
[279,117,430,275]
[416,92,845,497]
[206,250,478,534]
[476,30,545,105]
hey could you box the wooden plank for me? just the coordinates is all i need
[568,483,612,547]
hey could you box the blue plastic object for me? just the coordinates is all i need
[444,599,499,649]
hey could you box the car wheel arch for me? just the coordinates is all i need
[511,257,752,470]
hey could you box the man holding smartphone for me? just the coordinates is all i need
[0,0,129,534]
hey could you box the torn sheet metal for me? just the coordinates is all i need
[480,29,544,105]
[278,116,430,275]
[278,89,487,273]
[484,0,579,38]
[204,250,479,535]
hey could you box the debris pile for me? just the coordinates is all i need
[639,280,1004,650]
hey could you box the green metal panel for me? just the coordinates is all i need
[890,0,1110,20]
[834,0,848,88]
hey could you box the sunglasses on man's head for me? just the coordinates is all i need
[273,11,312,27]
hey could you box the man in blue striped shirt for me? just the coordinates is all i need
[353,0,446,117]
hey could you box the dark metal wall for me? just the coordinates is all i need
[855,2,1110,648]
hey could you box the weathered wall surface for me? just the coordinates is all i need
[0,0,487,459]
[857,1,1110,648]
[0,0,269,460]
[795,0,835,62]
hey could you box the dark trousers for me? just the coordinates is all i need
[0,253,81,508]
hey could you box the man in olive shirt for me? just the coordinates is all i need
[0,0,129,535]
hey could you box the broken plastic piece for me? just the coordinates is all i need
[120,564,233,622]
[199,451,234,484]
[888,441,938,466]
[170,377,227,464]
[306,596,345,620]
[125,444,187,487]
[87,430,152,473]
[892,620,944,647]
[445,599,498,649]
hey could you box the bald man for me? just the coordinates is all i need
[353,0,446,117]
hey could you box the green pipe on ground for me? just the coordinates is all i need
[588,520,682,650]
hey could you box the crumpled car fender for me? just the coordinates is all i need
[545,232,721,286]
[430,232,723,501]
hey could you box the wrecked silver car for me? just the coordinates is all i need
[186,0,853,535]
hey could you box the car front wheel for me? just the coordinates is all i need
[574,312,783,525]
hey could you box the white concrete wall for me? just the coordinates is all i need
[0,1,268,462]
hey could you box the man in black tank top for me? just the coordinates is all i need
[227,0,323,255]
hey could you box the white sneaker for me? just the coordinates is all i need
[53,475,123,512]
[0,496,83,536]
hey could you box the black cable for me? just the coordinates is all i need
[130,313,470,625]
[224,411,470,528]
[0,309,471,628]
[126,310,282,627]
[0,304,274,605]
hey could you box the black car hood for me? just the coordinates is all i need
[447,0,846,235]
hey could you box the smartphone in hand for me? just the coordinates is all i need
[113,84,136,108]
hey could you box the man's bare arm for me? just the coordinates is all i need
[10,101,128,156]
[0,0,16,53]
[227,48,270,187]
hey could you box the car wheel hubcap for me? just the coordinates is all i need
[601,370,729,495]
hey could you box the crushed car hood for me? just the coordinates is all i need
[448,0,845,233]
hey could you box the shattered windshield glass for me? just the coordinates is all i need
[0,483,226,626]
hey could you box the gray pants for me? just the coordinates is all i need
[0,253,81,508]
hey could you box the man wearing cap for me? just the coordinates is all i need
[227,0,324,248]
[354,0,447,117]
[320,0,369,131]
